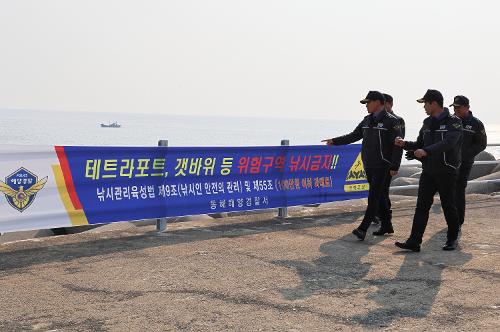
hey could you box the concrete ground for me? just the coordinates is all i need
[0,195,499,331]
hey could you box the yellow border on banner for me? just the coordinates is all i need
[52,165,89,226]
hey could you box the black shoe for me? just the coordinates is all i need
[352,228,366,241]
[443,239,458,251]
[373,227,394,236]
[395,241,421,252]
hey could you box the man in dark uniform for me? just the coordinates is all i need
[450,95,487,230]
[394,89,463,252]
[322,91,403,241]
[371,93,406,232]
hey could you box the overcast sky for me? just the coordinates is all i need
[1,0,499,123]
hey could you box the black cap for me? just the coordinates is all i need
[416,89,443,105]
[450,95,470,107]
[360,91,385,104]
[383,93,393,103]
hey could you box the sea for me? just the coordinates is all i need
[1,109,499,161]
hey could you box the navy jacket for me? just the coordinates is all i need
[405,108,463,174]
[331,110,404,171]
[460,111,487,165]
[391,111,405,138]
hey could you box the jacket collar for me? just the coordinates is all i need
[433,107,449,120]
[424,108,450,124]
[464,110,473,120]
[372,108,387,122]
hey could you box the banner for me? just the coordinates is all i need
[0,145,368,233]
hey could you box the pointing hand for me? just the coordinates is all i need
[321,139,334,146]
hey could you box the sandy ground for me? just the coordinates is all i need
[1,195,499,331]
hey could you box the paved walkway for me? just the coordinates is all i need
[1,195,499,331]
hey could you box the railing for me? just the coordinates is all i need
[2,141,496,235]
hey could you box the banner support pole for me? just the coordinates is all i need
[156,139,169,232]
[277,139,289,219]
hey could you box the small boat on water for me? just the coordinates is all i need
[100,121,121,128]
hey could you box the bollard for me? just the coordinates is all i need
[277,139,289,219]
[156,139,169,232]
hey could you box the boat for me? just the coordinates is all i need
[100,121,121,128]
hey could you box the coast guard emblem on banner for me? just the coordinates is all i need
[0,167,47,212]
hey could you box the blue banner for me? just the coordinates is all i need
[57,144,368,224]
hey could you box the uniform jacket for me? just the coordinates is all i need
[460,111,487,164]
[405,108,463,174]
[331,110,404,171]
[391,111,406,138]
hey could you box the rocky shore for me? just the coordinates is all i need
[391,151,500,196]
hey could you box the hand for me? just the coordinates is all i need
[390,170,398,177]
[414,149,428,158]
[321,139,334,146]
[394,137,405,147]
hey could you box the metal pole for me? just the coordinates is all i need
[277,139,289,219]
[156,139,169,232]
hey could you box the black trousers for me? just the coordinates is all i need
[408,171,459,245]
[377,171,393,223]
[358,167,392,231]
[456,163,473,226]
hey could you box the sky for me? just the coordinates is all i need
[1,0,499,124]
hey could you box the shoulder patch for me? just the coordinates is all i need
[452,122,462,129]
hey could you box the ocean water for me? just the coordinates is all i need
[1,109,499,160]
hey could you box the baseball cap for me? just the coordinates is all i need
[417,89,444,105]
[450,95,470,107]
[383,93,393,103]
[360,91,385,104]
